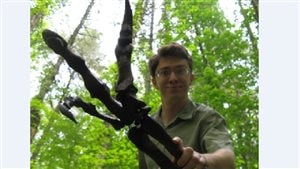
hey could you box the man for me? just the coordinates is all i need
[138,42,235,169]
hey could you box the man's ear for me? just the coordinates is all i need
[189,74,195,85]
[152,78,158,89]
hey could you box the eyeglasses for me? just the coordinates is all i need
[156,66,190,78]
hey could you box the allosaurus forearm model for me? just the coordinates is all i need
[42,0,182,168]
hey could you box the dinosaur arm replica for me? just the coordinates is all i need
[42,0,182,168]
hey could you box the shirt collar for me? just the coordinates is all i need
[154,99,196,125]
[176,100,195,120]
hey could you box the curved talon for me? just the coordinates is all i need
[63,96,125,130]
[58,103,77,124]
[42,29,68,55]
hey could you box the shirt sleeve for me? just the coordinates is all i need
[201,109,233,153]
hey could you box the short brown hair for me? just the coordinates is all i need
[148,42,193,77]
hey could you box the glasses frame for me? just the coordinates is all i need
[156,66,191,79]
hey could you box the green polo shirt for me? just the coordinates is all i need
[138,99,233,169]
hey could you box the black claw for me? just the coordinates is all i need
[58,104,77,124]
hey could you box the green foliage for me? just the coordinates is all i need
[31,0,67,60]
[31,0,258,168]
[31,0,64,17]
[101,129,139,169]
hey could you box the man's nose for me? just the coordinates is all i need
[168,71,178,82]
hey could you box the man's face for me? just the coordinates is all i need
[152,57,194,102]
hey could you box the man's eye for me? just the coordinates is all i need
[175,68,188,75]
[176,69,185,74]
[161,70,170,76]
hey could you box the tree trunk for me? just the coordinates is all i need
[251,0,259,23]
[149,0,155,51]
[132,0,154,94]
[144,0,155,94]
[237,0,258,54]
[31,13,44,32]
[133,0,147,40]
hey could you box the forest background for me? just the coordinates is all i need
[30,0,258,168]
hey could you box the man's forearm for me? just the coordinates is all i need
[204,148,235,169]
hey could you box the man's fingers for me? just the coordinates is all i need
[176,147,194,167]
[172,136,209,169]
[172,136,184,163]
[173,136,183,147]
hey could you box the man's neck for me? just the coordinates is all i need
[160,97,188,126]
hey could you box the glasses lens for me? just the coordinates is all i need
[175,67,189,76]
[156,67,189,78]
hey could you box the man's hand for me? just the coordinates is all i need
[173,137,235,169]
[173,137,208,169]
